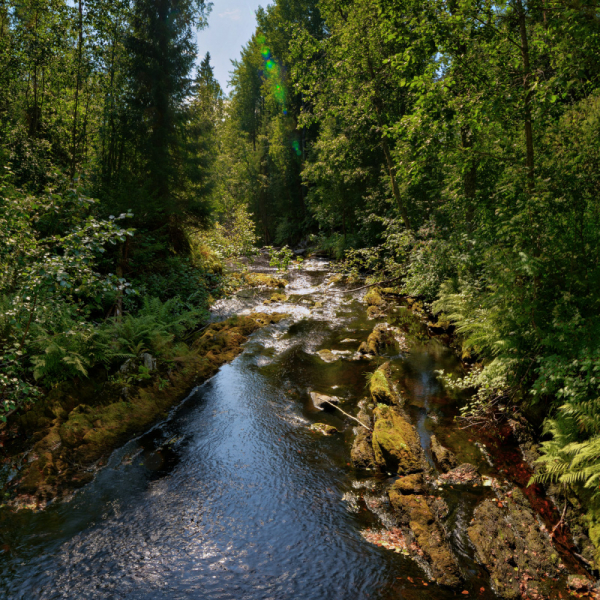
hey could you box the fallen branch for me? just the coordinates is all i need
[335,275,403,293]
[323,400,372,431]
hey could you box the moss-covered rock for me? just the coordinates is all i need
[270,292,287,302]
[390,473,426,495]
[388,492,461,587]
[468,488,561,599]
[242,272,288,288]
[310,423,338,435]
[371,405,423,474]
[364,287,384,307]
[367,305,384,319]
[369,362,396,405]
[309,392,339,410]
[358,324,394,356]
[351,428,376,469]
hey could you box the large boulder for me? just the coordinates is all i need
[371,405,423,474]
[468,488,561,599]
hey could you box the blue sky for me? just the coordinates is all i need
[197,1,273,94]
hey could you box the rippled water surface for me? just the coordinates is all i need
[1,258,503,599]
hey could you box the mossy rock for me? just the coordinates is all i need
[358,324,394,356]
[351,428,376,469]
[364,287,384,307]
[310,423,338,435]
[244,273,288,288]
[468,488,561,599]
[390,473,426,495]
[270,292,287,302]
[371,405,423,474]
[389,493,461,587]
[430,434,458,472]
[369,362,396,405]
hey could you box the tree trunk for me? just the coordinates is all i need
[366,55,412,230]
[70,0,84,178]
[516,0,534,193]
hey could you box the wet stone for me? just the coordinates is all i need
[316,349,339,363]
[388,492,462,588]
[390,473,426,495]
[351,429,376,470]
[309,392,340,411]
[430,434,458,473]
[439,463,482,486]
[310,423,338,436]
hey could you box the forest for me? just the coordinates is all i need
[1,0,600,596]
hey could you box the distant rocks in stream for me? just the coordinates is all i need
[358,323,394,356]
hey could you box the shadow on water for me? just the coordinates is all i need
[0,259,513,599]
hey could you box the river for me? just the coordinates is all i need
[0,257,569,599]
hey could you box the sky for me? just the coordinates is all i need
[197,1,272,95]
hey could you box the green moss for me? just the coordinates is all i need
[270,292,287,302]
[243,273,288,288]
[364,287,384,307]
[390,473,425,495]
[389,493,461,587]
[371,405,422,474]
[369,362,396,404]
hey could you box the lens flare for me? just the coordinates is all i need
[258,34,287,115]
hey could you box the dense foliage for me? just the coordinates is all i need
[220,0,600,507]
[0,0,226,417]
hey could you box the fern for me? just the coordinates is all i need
[532,350,600,496]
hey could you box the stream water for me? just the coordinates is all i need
[0,258,573,599]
